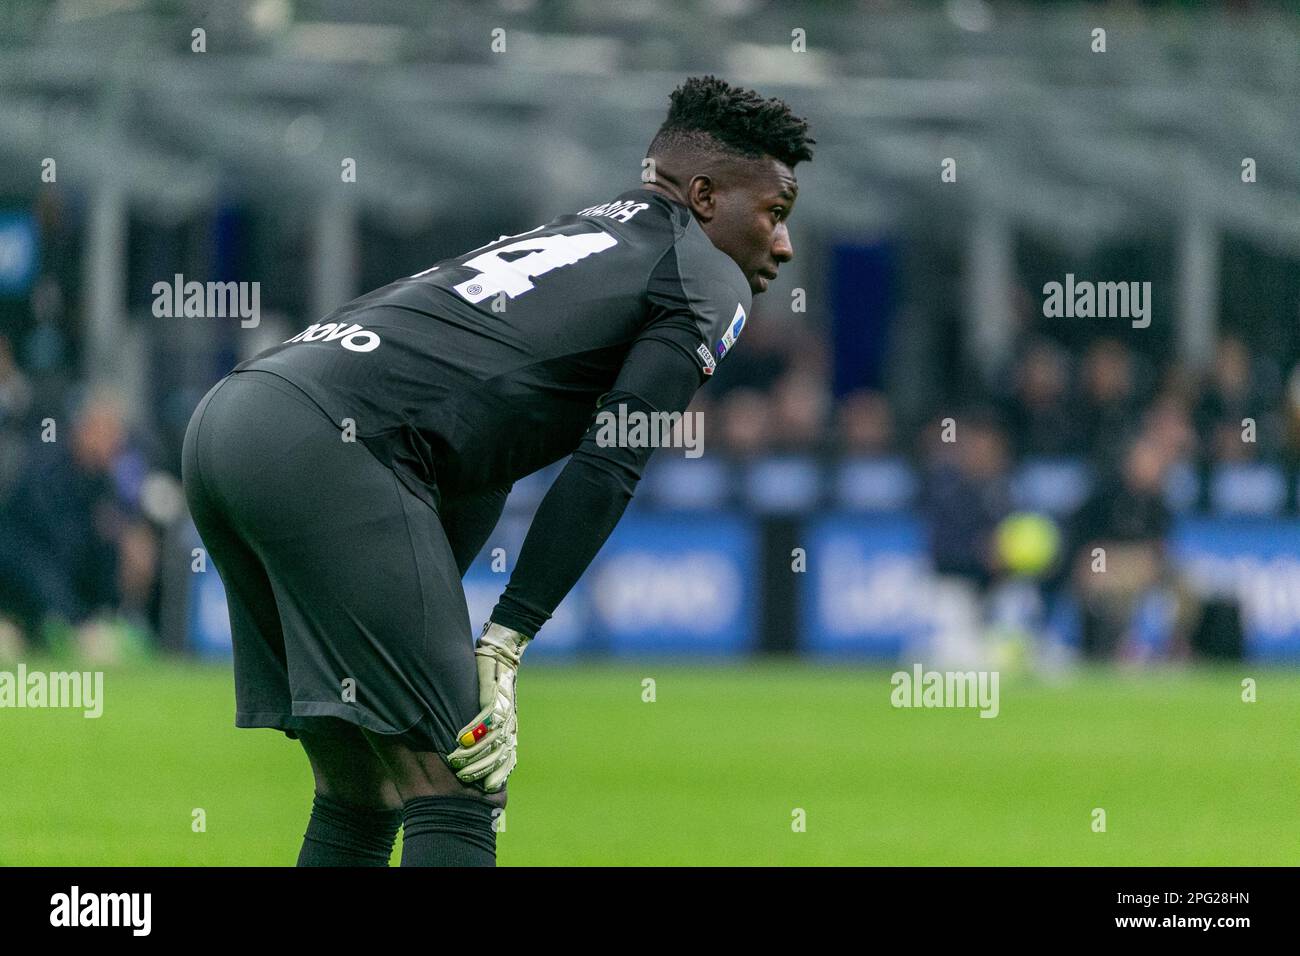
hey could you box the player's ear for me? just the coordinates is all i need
[686,175,716,221]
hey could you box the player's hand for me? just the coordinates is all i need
[447,622,530,792]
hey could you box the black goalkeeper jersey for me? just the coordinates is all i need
[238,187,751,507]
[235,186,753,638]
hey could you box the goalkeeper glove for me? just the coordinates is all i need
[447,621,530,793]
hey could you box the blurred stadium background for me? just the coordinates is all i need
[1,0,1299,865]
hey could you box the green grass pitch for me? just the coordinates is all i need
[2,659,1297,865]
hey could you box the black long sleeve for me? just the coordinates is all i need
[490,332,704,638]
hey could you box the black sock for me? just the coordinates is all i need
[296,792,402,867]
[400,795,497,867]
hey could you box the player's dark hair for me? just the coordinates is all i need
[649,75,815,168]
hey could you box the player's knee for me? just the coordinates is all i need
[417,754,508,810]
[360,729,507,807]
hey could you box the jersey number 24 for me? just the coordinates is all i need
[437,227,619,305]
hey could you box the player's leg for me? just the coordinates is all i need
[350,470,509,867]
[356,484,513,865]
[295,719,403,867]
[192,369,506,866]
[362,729,505,867]
[183,372,406,867]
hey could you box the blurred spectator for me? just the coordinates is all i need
[1003,338,1083,458]
[1209,419,1259,463]
[0,388,159,660]
[836,388,896,456]
[920,408,1012,593]
[717,387,773,458]
[1193,336,1283,464]
[769,370,830,453]
[21,274,76,415]
[1140,391,1198,464]
[0,334,34,500]
[1077,338,1143,470]
[1067,437,1173,659]
[0,334,33,425]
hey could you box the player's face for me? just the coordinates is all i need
[711,158,798,295]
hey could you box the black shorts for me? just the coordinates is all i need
[181,369,480,754]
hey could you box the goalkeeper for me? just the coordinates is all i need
[180,76,812,866]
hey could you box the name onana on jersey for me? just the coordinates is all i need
[575,199,649,223]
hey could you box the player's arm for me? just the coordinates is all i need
[444,321,707,792]
[446,240,747,792]
[491,332,703,638]
[486,236,747,641]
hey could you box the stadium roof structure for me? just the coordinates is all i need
[0,0,1295,377]
[0,0,1294,244]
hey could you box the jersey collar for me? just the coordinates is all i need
[619,187,692,228]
